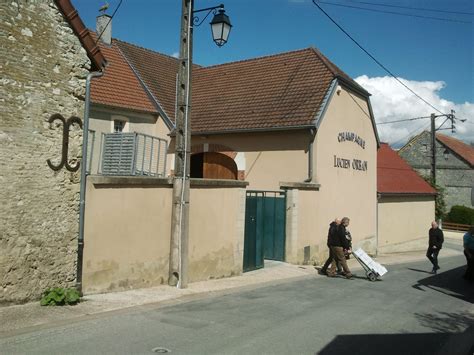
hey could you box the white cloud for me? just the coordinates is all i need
[172,51,179,58]
[355,75,474,147]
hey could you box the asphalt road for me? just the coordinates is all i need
[1,255,473,355]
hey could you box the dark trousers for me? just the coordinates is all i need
[328,247,351,276]
[426,246,440,270]
[321,248,341,273]
[464,248,474,281]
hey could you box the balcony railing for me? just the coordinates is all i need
[88,131,168,177]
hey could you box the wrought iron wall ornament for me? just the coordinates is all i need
[47,113,83,172]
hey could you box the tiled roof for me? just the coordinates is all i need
[436,133,474,167]
[192,48,338,133]
[90,36,157,114]
[91,40,371,133]
[378,143,436,195]
[116,40,184,121]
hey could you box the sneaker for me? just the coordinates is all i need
[345,273,353,279]
[318,269,327,275]
[430,269,437,274]
[326,273,336,277]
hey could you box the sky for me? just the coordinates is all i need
[73,0,474,146]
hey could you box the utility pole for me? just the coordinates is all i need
[168,0,230,289]
[429,110,457,186]
[430,113,436,185]
[169,0,193,288]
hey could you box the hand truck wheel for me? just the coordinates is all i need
[367,272,377,282]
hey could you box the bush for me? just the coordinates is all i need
[40,287,81,306]
[446,205,474,225]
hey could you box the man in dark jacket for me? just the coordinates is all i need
[319,218,342,275]
[327,217,353,278]
[427,221,444,274]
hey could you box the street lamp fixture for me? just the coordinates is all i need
[192,4,232,47]
[210,9,232,46]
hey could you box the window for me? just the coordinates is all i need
[113,120,125,133]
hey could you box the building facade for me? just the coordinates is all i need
[0,0,105,303]
[399,131,474,211]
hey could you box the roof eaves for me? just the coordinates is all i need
[314,78,337,130]
[169,125,315,136]
[54,0,107,70]
[378,192,437,197]
[436,138,474,168]
[116,45,175,130]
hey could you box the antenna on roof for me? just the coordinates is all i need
[99,2,109,14]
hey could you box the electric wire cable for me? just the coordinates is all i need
[311,0,446,115]
[316,1,471,24]
[347,0,474,16]
[376,116,430,125]
[95,0,123,44]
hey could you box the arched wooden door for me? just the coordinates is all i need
[190,152,238,180]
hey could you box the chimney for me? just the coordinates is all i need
[96,14,112,45]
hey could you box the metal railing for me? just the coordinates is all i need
[88,131,168,177]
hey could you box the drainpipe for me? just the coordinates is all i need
[304,128,316,182]
[376,192,381,257]
[76,70,103,294]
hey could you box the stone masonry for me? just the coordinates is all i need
[0,1,90,304]
[399,131,474,210]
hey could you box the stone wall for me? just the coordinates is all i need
[399,131,474,210]
[0,2,90,304]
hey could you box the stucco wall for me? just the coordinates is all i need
[189,186,245,281]
[378,195,435,253]
[0,2,90,303]
[83,177,246,294]
[189,130,311,189]
[311,86,378,261]
[83,178,172,294]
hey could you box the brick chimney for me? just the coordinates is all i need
[96,14,112,45]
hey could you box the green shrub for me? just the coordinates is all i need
[446,205,474,225]
[40,287,81,306]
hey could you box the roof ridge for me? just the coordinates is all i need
[197,47,315,71]
[114,37,181,62]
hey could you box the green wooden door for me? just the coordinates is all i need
[243,191,286,272]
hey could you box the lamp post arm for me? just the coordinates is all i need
[192,4,224,26]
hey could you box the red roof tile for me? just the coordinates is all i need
[90,35,157,114]
[436,133,474,167]
[378,143,436,195]
[110,44,370,133]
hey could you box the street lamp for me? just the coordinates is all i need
[169,0,231,289]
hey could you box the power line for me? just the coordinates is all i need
[311,0,446,115]
[95,0,124,44]
[316,1,471,24]
[391,121,431,147]
[376,116,430,125]
[348,0,474,16]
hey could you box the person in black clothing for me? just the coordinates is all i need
[427,221,444,274]
[327,217,353,278]
[319,218,342,275]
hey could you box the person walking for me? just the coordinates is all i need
[427,221,444,274]
[319,218,342,275]
[463,227,474,282]
[327,217,353,279]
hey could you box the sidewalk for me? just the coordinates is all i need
[0,236,465,337]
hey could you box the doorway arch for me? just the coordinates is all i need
[190,152,238,180]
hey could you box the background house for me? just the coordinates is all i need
[377,143,436,253]
[0,0,105,303]
[399,131,474,210]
